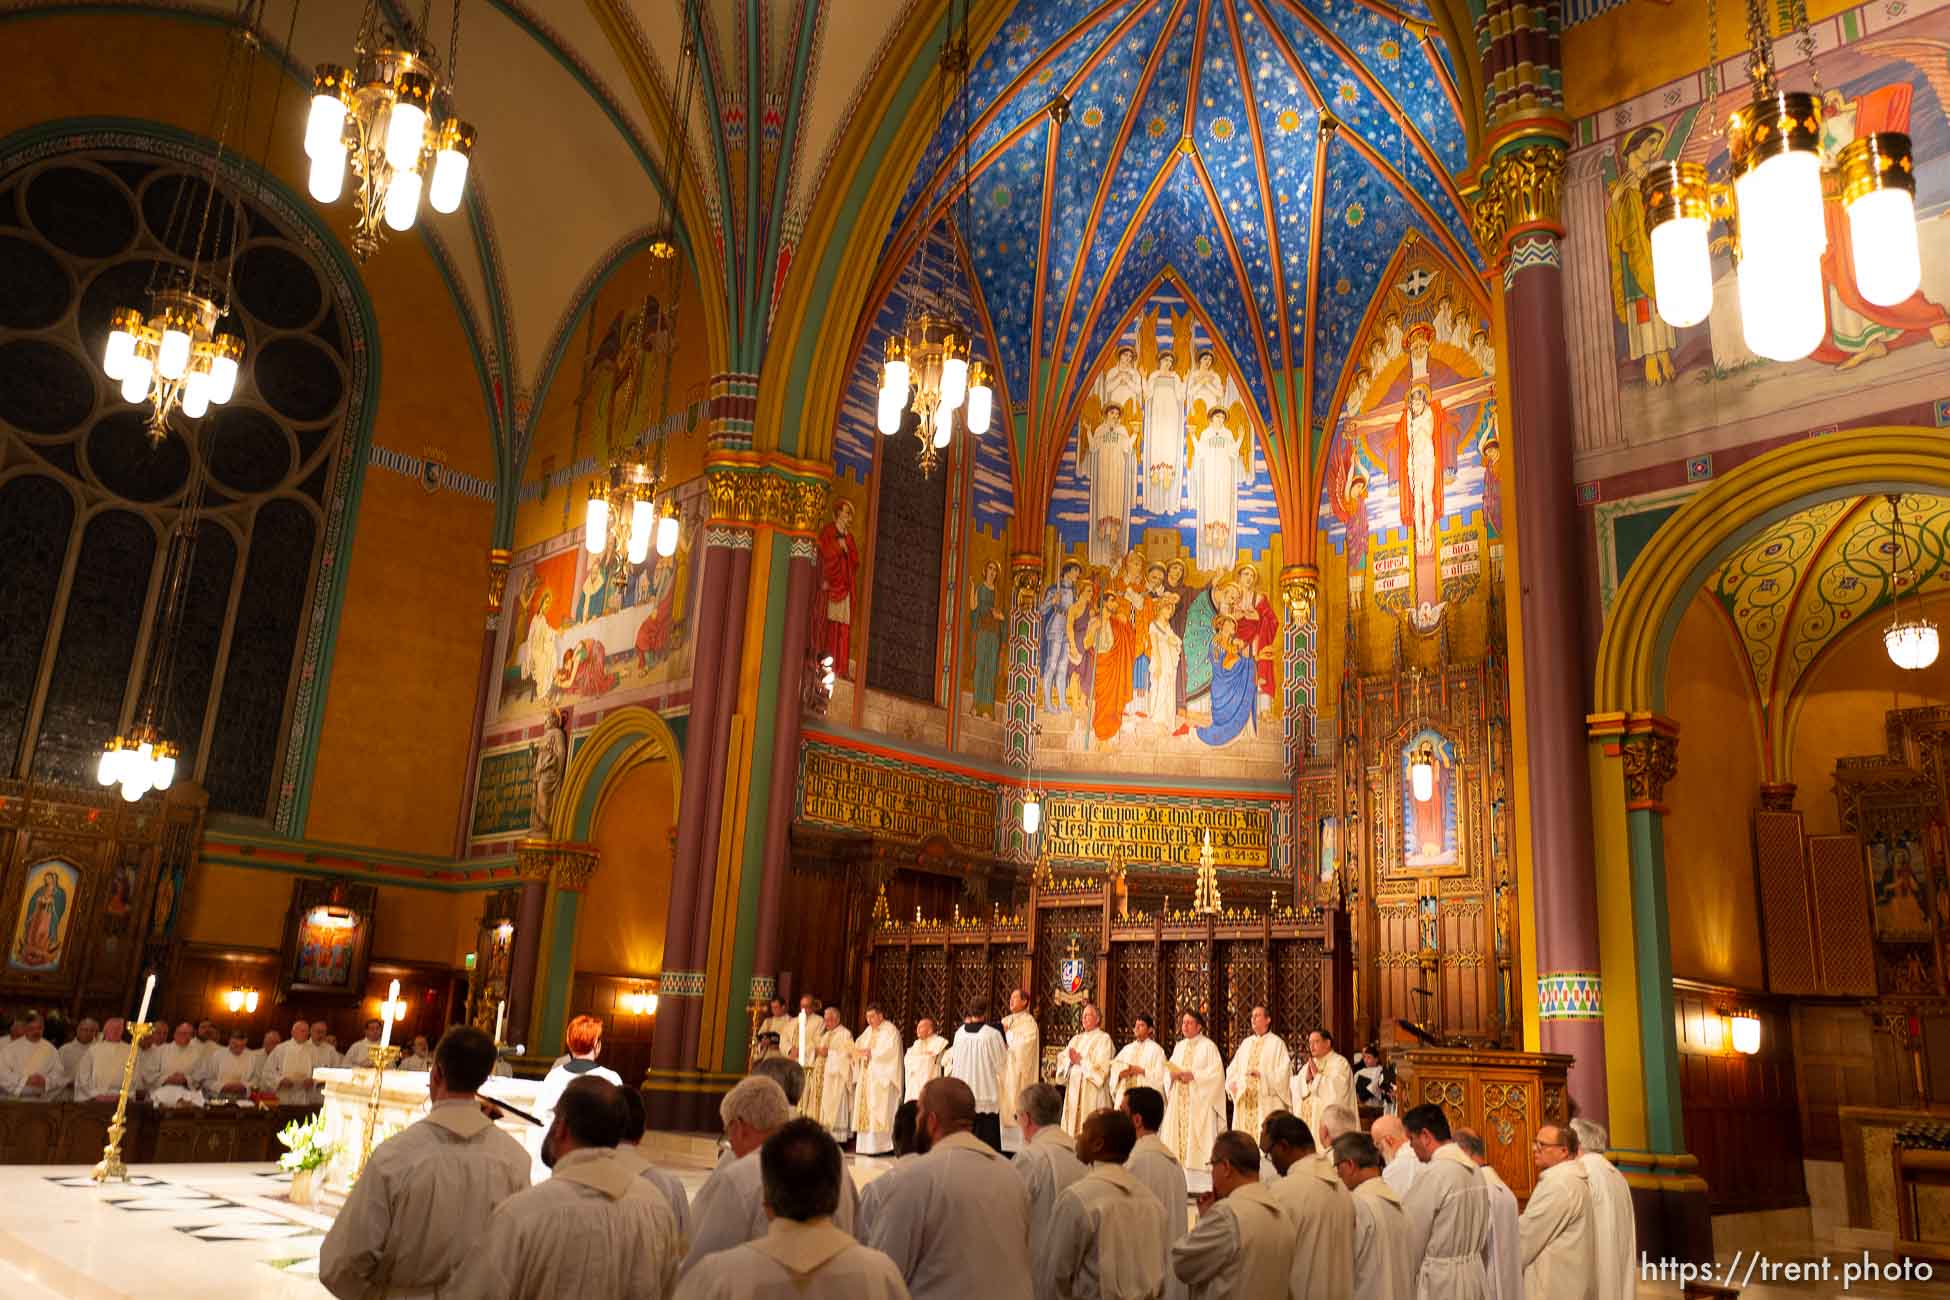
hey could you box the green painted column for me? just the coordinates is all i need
[1621,716,1684,1154]
[514,842,598,1059]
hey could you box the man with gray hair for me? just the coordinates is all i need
[1455,1127,1518,1300]
[751,1053,806,1107]
[1570,1119,1634,1300]
[1316,1103,1359,1146]
[1332,1131,1413,1300]
[683,1074,858,1276]
[1014,1081,1086,1283]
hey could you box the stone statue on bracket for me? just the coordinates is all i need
[530,706,569,833]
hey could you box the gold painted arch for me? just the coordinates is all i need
[553,705,684,843]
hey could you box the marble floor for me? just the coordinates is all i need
[0,1157,1943,1297]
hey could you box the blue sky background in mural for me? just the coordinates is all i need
[874,0,1477,480]
[836,226,999,489]
[1051,285,1281,557]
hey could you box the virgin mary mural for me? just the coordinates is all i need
[10,862,75,973]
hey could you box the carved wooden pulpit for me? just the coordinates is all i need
[1397,1046,1572,1201]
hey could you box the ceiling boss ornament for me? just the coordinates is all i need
[305,0,478,260]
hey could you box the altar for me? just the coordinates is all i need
[312,1067,546,1194]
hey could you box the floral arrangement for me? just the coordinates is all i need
[276,1114,338,1173]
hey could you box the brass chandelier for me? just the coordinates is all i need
[306,0,477,260]
[1639,0,1925,361]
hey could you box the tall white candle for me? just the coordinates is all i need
[380,979,400,1049]
[494,1000,506,1045]
[136,972,155,1025]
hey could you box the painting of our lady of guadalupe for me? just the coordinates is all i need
[9,861,76,973]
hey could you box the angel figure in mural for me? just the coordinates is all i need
[969,559,1004,718]
[1187,406,1252,571]
[1101,344,1145,417]
[1185,349,1225,423]
[1142,350,1187,513]
[1081,405,1139,568]
[1036,560,1083,712]
[1605,125,1679,386]
[530,707,568,833]
[813,499,860,681]
[588,298,664,460]
[1397,381,1460,557]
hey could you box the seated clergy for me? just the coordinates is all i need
[143,1023,207,1101]
[673,1118,908,1300]
[203,1029,260,1099]
[456,1077,680,1296]
[57,1017,97,1083]
[75,1018,134,1102]
[318,1027,532,1299]
[0,1014,66,1098]
[340,1018,387,1068]
[399,1035,433,1071]
[1040,1108,1168,1300]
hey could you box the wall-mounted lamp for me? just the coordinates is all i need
[224,987,260,1014]
[623,989,659,1016]
[378,995,407,1023]
[1729,1009,1761,1056]
[496,920,514,941]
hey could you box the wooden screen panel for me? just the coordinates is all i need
[1754,810,1817,994]
[1110,942,1158,1040]
[951,948,988,1022]
[1807,835,1877,995]
[912,945,948,1032]
[1217,940,1268,1053]
[870,949,911,1032]
[1273,938,1325,1043]
[1162,940,1209,1047]
[989,944,1027,1020]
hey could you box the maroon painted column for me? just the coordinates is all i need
[749,540,816,1003]
[1488,137,1609,1123]
[504,879,547,1049]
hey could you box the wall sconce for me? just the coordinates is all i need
[224,987,260,1014]
[1730,1009,1761,1056]
[378,995,407,1023]
[496,920,514,941]
[623,989,659,1016]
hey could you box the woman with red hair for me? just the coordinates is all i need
[529,1014,623,1169]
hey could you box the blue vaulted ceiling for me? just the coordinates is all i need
[873,0,1480,499]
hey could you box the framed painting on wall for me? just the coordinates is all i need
[8,859,79,974]
[279,878,378,997]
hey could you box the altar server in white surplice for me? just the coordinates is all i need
[814,1007,856,1142]
[1041,1108,1168,1300]
[1082,408,1140,569]
[904,1017,949,1103]
[755,996,795,1058]
[1331,1131,1415,1300]
[1122,1085,1190,1279]
[0,1014,66,1097]
[866,1076,1033,1300]
[1160,1011,1225,1175]
[264,1021,317,1105]
[685,1076,859,1277]
[75,1019,133,1102]
[1400,1105,1492,1300]
[1142,351,1187,514]
[1170,1131,1294,1300]
[1295,1028,1357,1138]
[319,1027,532,1300]
[1187,409,1251,571]
[850,1005,903,1155]
[1110,1013,1169,1108]
[998,988,1040,1154]
[56,1018,96,1083]
[1059,1003,1116,1135]
[1222,1006,1291,1140]
[1519,1125,1596,1300]
[1013,1083,1087,1285]
[675,1117,908,1300]
[456,1078,680,1299]
[941,999,1009,1150]
[203,1031,260,1099]
[1572,1120,1637,1300]
[1456,1129,1520,1300]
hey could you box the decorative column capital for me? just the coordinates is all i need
[703,453,832,536]
[1279,565,1319,625]
[514,838,600,892]
[1758,782,1798,813]
[1619,713,1680,812]
[1470,132,1568,263]
[1011,552,1045,611]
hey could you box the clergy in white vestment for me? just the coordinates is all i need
[339,1018,386,1068]
[813,1007,856,1141]
[1456,1128,1520,1300]
[1059,1003,1116,1134]
[1121,1085,1191,1279]
[615,1085,693,1245]
[56,1018,96,1083]
[1042,1109,1168,1300]
[1330,1131,1415,1300]
[1186,409,1251,571]
[252,1030,282,1090]
[1374,1114,1419,1198]
[1014,1083,1088,1285]
[850,1005,903,1154]
[685,1076,859,1276]
[0,1015,66,1097]
[999,988,1040,1154]
[755,996,795,1056]
[318,1027,532,1299]
[940,999,1009,1150]
[74,1019,133,1102]
[854,1101,922,1243]
[398,1035,433,1071]
[1142,352,1188,514]
[867,1075,1033,1300]
[142,1022,205,1098]
[1261,1112,1356,1300]
[904,1017,948,1102]
[1170,1131,1295,1300]
[203,1031,259,1099]
[1519,1125,1596,1300]
[1400,1105,1493,1300]
[1160,1011,1225,1173]
[309,1021,339,1071]
[263,1022,317,1105]
[1109,1013,1170,1107]
[455,1077,680,1299]
[1222,1006,1292,1139]
[1295,1029,1356,1138]
[792,996,823,1117]
[675,1117,908,1300]
[1571,1120,1637,1300]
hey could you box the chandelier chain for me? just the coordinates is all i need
[1789,0,1822,100]
[449,0,464,92]
[1743,0,1777,97]
[1705,0,1723,134]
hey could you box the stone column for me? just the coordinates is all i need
[1618,714,1682,1150]
[1475,134,1610,1122]
[749,537,817,1007]
[504,877,546,1049]
[511,840,600,1057]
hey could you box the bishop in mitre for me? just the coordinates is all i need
[812,1007,855,1142]
[849,1004,903,1155]
[1058,1003,1115,1135]
[999,988,1041,1154]
[1223,1005,1292,1139]
[1109,1013,1169,1107]
[1296,1028,1356,1138]
[1160,1010,1225,1174]
[904,1016,948,1103]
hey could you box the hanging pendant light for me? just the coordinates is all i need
[1838,133,1922,307]
[1882,493,1939,671]
[1642,162,1714,329]
[1410,745,1436,803]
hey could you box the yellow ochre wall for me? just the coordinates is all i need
[181,863,482,968]
[575,757,679,978]
[1660,592,1765,989]
[4,12,496,857]
[1790,615,1944,835]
